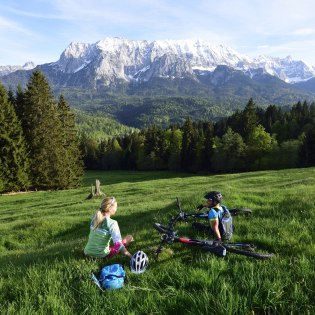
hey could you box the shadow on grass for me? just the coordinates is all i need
[0,197,284,272]
[0,202,178,270]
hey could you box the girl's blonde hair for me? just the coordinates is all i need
[93,196,116,230]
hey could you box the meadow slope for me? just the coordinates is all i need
[0,168,314,314]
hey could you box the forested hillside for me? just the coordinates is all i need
[59,76,313,129]
[80,98,315,173]
[73,108,138,141]
[3,67,315,129]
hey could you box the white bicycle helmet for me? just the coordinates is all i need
[130,250,149,274]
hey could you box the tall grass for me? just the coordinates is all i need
[1,168,314,314]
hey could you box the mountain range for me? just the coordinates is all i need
[1,37,315,127]
[0,61,36,77]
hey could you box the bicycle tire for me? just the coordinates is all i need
[229,208,252,216]
[153,223,172,234]
[224,242,256,252]
[224,245,273,259]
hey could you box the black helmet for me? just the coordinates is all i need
[204,191,223,203]
[130,251,149,274]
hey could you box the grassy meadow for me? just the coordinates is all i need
[0,168,315,315]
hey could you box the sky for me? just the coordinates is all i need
[1,0,315,67]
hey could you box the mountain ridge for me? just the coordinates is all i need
[1,37,315,84]
[1,37,315,129]
[0,61,36,77]
[51,37,315,84]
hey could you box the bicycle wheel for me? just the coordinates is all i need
[224,242,256,252]
[224,245,273,259]
[229,208,252,216]
[153,223,172,234]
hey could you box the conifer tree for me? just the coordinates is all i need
[121,134,134,169]
[107,138,123,169]
[181,118,196,170]
[242,98,258,141]
[298,126,315,167]
[0,84,30,192]
[126,132,145,170]
[193,129,205,172]
[167,128,182,170]
[143,126,165,169]
[80,134,99,170]
[263,105,282,133]
[22,70,65,189]
[7,89,15,105]
[13,85,26,122]
[202,122,215,171]
[97,139,108,170]
[57,95,83,187]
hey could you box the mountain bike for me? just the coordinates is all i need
[180,199,252,233]
[153,198,273,260]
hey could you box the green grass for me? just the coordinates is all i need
[1,168,315,315]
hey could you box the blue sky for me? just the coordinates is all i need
[1,0,315,66]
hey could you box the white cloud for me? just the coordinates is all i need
[0,16,34,35]
[291,28,315,36]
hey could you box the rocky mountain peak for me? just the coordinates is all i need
[49,37,314,84]
[1,37,315,87]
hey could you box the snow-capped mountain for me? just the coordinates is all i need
[2,37,315,127]
[47,37,315,85]
[1,37,315,109]
[1,38,315,86]
[0,61,36,77]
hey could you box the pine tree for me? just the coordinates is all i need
[193,130,205,171]
[298,126,315,167]
[13,85,26,122]
[7,88,15,105]
[181,118,196,170]
[264,105,282,133]
[167,128,182,170]
[242,98,258,141]
[80,134,99,170]
[202,122,215,171]
[107,138,123,169]
[143,126,166,169]
[22,70,65,189]
[127,132,145,170]
[0,84,30,192]
[57,95,83,187]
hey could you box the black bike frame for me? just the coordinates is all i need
[153,198,273,259]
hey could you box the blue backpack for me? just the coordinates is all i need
[98,264,126,290]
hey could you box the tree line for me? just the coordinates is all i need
[81,98,315,172]
[0,70,83,193]
[2,70,314,194]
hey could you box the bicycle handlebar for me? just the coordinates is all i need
[154,199,270,260]
[163,197,210,233]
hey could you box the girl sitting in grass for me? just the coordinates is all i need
[84,196,133,259]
